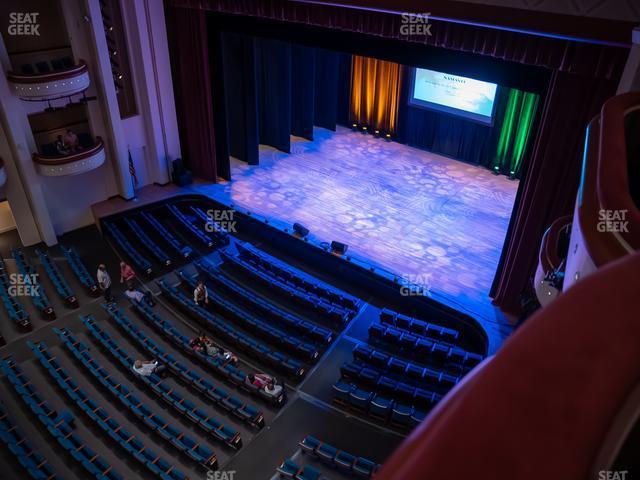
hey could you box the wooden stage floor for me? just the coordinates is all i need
[195,126,519,324]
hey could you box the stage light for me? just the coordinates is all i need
[351,123,358,130]
[362,126,368,133]
[385,133,392,142]
[374,129,380,136]
[493,165,500,175]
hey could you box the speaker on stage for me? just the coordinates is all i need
[331,241,348,255]
[293,223,310,237]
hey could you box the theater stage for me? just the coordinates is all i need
[195,126,519,323]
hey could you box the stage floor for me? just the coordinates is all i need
[195,126,518,323]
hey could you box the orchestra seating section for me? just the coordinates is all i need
[0,197,486,478]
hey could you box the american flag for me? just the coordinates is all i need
[128,149,138,186]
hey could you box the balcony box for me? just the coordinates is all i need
[7,61,90,101]
[33,137,105,177]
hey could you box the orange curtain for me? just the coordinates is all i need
[350,55,402,134]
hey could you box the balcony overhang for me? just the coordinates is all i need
[7,62,90,101]
[33,137,105,176]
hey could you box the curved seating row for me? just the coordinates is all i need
[29,340,216,470]
[353,343,460,391]
[0,257,31,331]
[299,435,380,478]
[277,459,325,480]
[369,323,483,373]
[11,248,55,320]
[379,307,460,343]
[103,222,152,275]
[158,279,306,378]
[82,314,265,428]
[0,401,61,480]
[167,204,219,249]
[194,260,333,344]
[35,249,78,308]
[106,305,285,407]
[221,250,350,326]
[236,242,360,311]
[54,326,242,450]
[1,357,125,480]
[189,205,230,238]
[332,379,427,430]
[339,361,442,410]
[140,211,192,258]
[124,217,172,267]
[178,271,319,361]
[60,245,99,296]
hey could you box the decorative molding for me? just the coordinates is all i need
[33,138,106,177]
[7,61,91,101]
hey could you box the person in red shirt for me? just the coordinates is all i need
[120,261,136,284]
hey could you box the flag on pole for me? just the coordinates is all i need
[128,149,138,187]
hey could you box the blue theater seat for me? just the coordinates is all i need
[277,458,301,478]
[157,280,307,378]
[28,340,217,470]
[10,248,55,320]
[0,258,32,331]
[379,307,460,342]
[167,204,223,248]
[60,245,99,296]
[35,249,78,308]
[103,222,152,274]
[123,217,172,267]
[140,211,192,258]
[295,465,322,480]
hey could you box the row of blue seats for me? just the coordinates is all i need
[11,248,55,320]
[194,260,333,344]
[140,211,192,258]
[277,459,325,479]
[333,379,427,430]
[237,242,360,312]
[1,358,126,480]
[369,323,483,372]
[353,343,460,390]
[178,271,320,361]
[221,250,350,326]
[124,217,172,267]
[189,205,231,239]
[380,307,460,343]
[29,340,215,471]
[167,204,219,248]
[340,361,442,409]
[299,435,379,478]
[159,279,307,378]
[35,249,78,308]
[103,222,152,274]
[107,305,286,407]
[0,401,61,480]
[54,327,243,449]
[60,245,100,296]
[83,314,265,427]
[0,258,31,331]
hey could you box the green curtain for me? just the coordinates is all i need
[493,88,539,178]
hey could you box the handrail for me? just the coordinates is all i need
[539,215,572,274]
[32,137,103,166]
[7,60,88,84]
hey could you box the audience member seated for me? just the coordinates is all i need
[63,129,80,152]
[190,332,238,364]
[55,135,70,155]
[124,283,155,306]
[247,373,283,398]
[132,359,166,377]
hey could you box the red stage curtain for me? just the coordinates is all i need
[166,6,218,181]
[350,55,402,133]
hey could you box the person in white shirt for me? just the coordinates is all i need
[96,264,113,303]
[194,280,209,306]
[124,284,155,306]
[132,359,166,377]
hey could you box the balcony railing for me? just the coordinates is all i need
[33,137,105,177]
[7,61,90,101]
